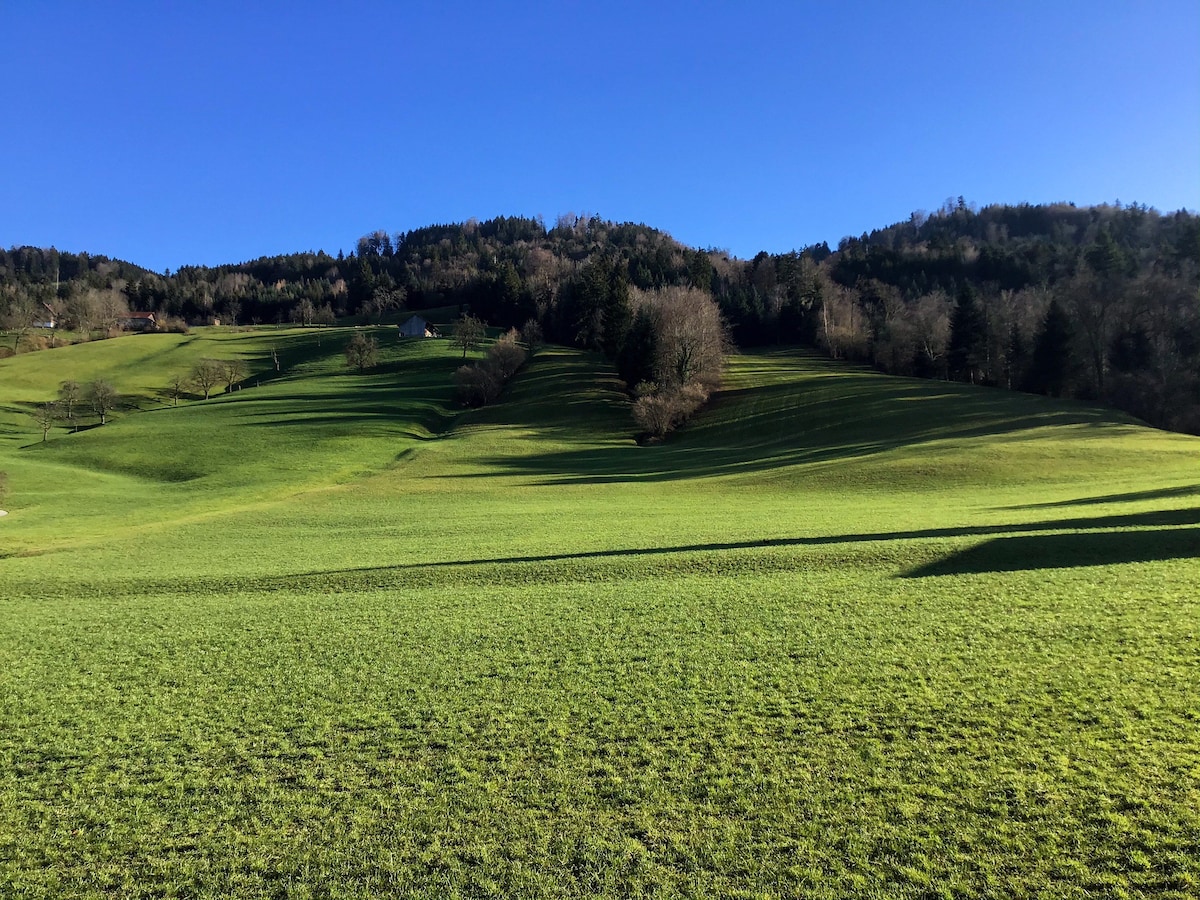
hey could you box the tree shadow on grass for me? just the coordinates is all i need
[997,485,1200,510]
[222,508,1200,593]
[228,381,459,435]
[904,528,1200,577]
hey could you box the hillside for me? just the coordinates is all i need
[1,331,1198,898]
[3,328,1195,568]
[5,201,1200,433]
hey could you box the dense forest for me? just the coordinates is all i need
[3,201,1198,433]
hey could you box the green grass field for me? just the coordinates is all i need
[1,328,1197,898]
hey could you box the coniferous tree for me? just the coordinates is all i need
[601,264,632,358]
[1025,300,1074,397]
[1005,321,1026,390]
[947,284,988,383]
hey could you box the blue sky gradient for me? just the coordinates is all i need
[2,1,1197,271]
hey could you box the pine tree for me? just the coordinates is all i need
[1005,321,1026,390]
[947,284,987,383]
[1025,300,1074,397]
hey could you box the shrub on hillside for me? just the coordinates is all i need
[454,363,502,407]
[632,381,709,440]
[488,329,526,380]
[19,334,51,353]
[453,329,528,407]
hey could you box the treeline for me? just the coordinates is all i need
[3,201,1198,432]
[819,201,1200,432]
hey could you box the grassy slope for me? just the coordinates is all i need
[0,335,1198,898]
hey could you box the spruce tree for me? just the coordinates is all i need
[947,284,987,383]
[1025,300,1074,397]
[1005,321,1026,390]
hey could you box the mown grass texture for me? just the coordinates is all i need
[0,330,1198,898]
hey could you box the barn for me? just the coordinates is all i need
[399,315,438,338]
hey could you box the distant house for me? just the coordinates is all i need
[120,311,158,332]
[399,315,439,338]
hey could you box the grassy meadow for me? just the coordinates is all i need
[1,327,1198,898]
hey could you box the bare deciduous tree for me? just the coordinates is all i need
[165,373,189,406]
[631,286,727,390]
[191,359,224,400]
[453,314,486,359]
[33,402,59,441]
[344,332,378,373]
[452,328,527,407]
[819,283,869,361]
[291,299,316,326]
[87,381,119,425]
[366,287,406,323]
[487,329,527,381]
[97,289,130,333]
[222,358,247,392]
[57,380,81,421]
[632,381,710,440]
[63,290,102,335]
[520,318,543,356]
[910,291,953,376]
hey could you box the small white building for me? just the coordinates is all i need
[399,315,438,338]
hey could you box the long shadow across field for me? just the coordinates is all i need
[223,508,1200,590]
[997,485,1200,510]
[904,528,1200,577]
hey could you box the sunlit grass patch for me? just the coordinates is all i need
[1,338,1197,897]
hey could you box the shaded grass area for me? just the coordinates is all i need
[998,484,1200,509]
[463,351,1175,487]
[1,340,1199,897]
[907,527,1200,576]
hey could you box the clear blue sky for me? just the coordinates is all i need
[2,1,1197,272]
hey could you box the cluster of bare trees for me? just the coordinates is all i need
[629,286,728,439]
[453,325,530,407]
[288,299,336,327]
[30,379,121,439]
[361,286,405,324]
[177,358,247,402]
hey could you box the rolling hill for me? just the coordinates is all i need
[0,328,1197,898]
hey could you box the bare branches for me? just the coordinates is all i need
[33,402,59,441]
[453,314,486,360]
[87,381,119,425]
[344,332,378,373]
[190,359,224,400]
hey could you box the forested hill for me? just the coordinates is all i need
[3,201,1199,432]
